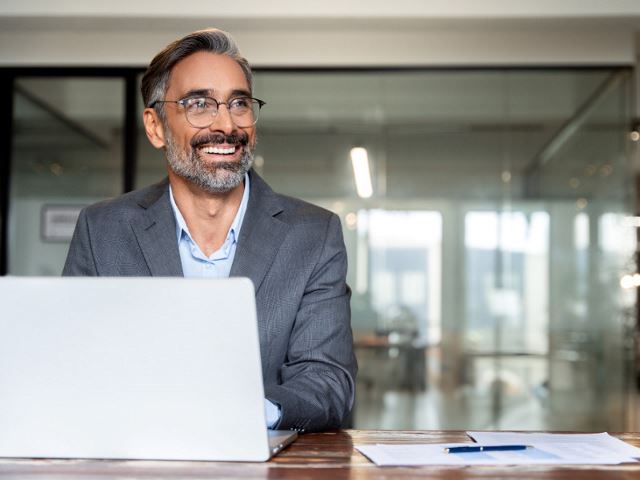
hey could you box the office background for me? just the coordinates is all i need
[1,1,640,432]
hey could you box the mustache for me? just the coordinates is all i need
[191,133,249,149]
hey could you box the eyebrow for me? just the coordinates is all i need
[230,89,252,98]
[180,88,252,99]
[181,89,213,98]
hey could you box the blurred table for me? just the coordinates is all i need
[355,334,427,391]
[1,430,639,479]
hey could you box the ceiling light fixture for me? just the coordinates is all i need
[350,147,373,199]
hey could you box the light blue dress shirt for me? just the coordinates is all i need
[169,173,281,428]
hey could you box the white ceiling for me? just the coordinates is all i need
[2,1,640,20]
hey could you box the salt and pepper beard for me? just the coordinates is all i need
[164,128,254,194]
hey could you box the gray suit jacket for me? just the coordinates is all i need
[63,170,357,432]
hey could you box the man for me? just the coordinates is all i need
[63,28,356,433]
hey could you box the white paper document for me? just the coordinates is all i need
[356,432,640,466]
[468,431,640,461]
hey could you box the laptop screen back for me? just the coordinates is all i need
[0,277,272,461]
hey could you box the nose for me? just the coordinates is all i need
[208,103,236,135]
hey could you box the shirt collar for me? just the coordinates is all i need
[169,172,251,246]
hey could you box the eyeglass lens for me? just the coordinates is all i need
[185,98,260,128]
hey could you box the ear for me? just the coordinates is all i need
[143,108,167,149]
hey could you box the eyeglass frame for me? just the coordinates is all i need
[148,95,266,128]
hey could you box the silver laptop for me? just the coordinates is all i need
[0,277,297,461]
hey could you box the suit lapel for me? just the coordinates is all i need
[128,172,285,281]
[130,179,183,276]
[230,171,288,293]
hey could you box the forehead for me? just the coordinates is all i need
[167,51,250,97]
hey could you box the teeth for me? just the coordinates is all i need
[201,146,237,154]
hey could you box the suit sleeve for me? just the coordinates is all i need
[264,214,357,432]
[62,208,98,276]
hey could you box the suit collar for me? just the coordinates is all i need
[129,171,288,288]
[130,178,184,276]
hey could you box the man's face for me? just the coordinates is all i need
[161,51,256,194]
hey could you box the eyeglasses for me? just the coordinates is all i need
[149,96,266,128]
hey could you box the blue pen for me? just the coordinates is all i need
[444,445,529,454]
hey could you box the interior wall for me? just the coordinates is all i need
[1,2,639,67]
[0,23,635,68]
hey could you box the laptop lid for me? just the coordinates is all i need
[0,276,293,461]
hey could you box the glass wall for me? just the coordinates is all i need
[539,71,636,430]
[5,67,636,431]
[8,77,124,275]
[246,69,633,431]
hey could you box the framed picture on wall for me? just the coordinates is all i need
[40,205,84,242]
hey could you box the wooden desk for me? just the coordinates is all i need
[1,430,639,479]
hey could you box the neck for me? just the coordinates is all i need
[169,171,245,256]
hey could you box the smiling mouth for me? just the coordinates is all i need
[192,133,248,158]
[198,145,238,155]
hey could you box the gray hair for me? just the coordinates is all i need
[141,28,252,119]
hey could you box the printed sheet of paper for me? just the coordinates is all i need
[468,431,640,460]
[356,435,640,467]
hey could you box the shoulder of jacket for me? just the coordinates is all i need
[82,179,168,218]
[275,192,337,225]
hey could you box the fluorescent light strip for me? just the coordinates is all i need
[350,147,373,199]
